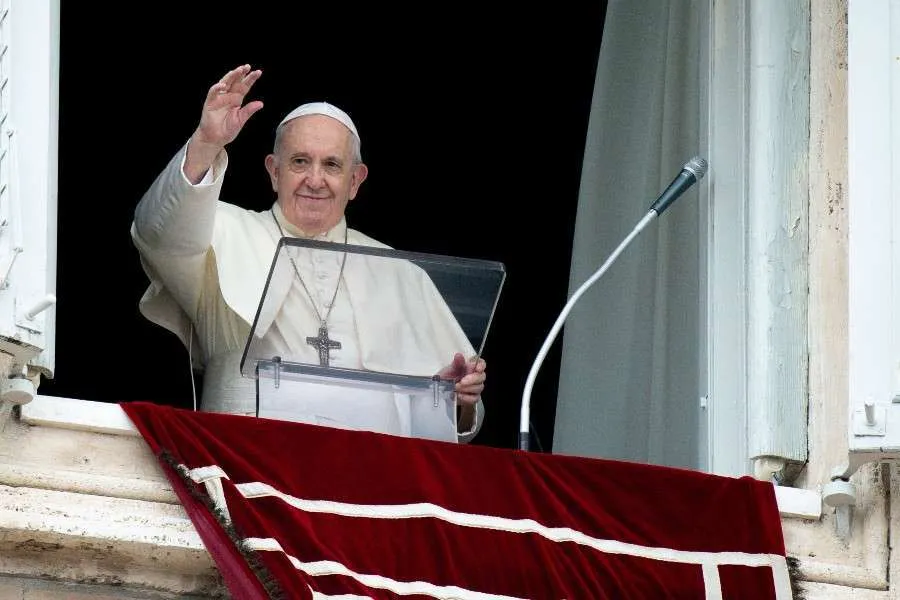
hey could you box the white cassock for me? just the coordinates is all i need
[131,142,484,442]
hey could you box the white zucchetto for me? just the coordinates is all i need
[278,102,360,144]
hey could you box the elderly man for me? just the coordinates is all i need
[131,64,486,442]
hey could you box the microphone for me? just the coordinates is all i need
[519,157,709,451]
[650,157,709,216]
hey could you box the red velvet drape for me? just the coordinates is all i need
[122,402,790,599]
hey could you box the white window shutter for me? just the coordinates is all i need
[0,0,58,380]
[842,0,900,477]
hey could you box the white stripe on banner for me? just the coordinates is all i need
[187,464,792,599]
[235,480,786,571]
[187,465,229,483]
[771,555,793,600]
[702,564,723,600]
[308,587,373,600]
[244,538,530,600]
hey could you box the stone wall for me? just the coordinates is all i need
[0,396,225,597]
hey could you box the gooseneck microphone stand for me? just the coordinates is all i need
[518,157,709,451]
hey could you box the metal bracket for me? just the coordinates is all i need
[272,356,281,389]
[13,294,56,335]
[432,375,441,408]
[853,404,886,436]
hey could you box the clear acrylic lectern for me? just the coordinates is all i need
[239,237,506,442]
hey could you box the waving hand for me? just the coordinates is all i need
[184,64,264,183]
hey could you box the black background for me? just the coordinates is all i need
[43,4,607,450]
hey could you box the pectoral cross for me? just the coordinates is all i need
[306,324,341,367]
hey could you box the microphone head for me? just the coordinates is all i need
[683,156,709,181]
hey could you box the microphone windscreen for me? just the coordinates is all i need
[684,156,709,181]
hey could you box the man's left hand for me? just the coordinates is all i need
[437,352,487,406]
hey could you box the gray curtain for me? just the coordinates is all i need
[553,0,704,469]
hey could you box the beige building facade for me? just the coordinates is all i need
[0,0,897,598]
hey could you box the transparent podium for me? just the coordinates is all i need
[239,237,506,442]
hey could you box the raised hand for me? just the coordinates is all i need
[184,64,264,183]
[195,64,264,147]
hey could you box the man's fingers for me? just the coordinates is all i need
[458,372,486,388]
[205,84,263,120]
[205,82,228,103]
[209,66,261,103]
[454,360,485,405]
[240,69,262,91]
[238,100,265,125]
[469,357,486,373]
[219,64,251,87]
[227,69,263,99]
[456,369,485,389]
[455,381,484,404]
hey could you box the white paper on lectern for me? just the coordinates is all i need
[256,376,457,442]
